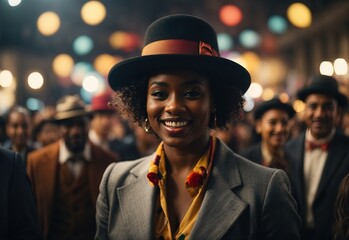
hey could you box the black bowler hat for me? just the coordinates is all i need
[108,14,251,94]
[297,75,348,107]
[254,98,296,120]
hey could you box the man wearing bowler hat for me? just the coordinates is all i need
[285,75,349,240]
[27,95,119,240]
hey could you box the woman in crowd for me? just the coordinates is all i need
[241,98,295,172]
[95,14,301,239]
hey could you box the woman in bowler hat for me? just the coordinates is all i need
[241,98,295,172]
[95,14,301,239]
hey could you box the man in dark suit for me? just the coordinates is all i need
[27,95,119,240]
[285,75,349,240]
[0,147,42,239]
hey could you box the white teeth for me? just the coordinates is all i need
[164,121,188,127]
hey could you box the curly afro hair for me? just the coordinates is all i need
[110,74,245,130]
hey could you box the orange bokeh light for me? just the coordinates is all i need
[219,5,243,26]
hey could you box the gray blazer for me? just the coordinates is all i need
[95,140,301,240]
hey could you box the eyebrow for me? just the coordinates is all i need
[149,79,207,87]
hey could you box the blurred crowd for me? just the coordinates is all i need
[2,75,349,239]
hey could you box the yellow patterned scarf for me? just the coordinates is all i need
[147,137,216,240]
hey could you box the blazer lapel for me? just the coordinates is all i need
[191,141,247,239]
[117,156,156,239]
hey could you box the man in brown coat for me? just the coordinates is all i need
[27,95,119,240]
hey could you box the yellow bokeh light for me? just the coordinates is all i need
[81,1,106,26]
[52,54,74,78]
[279,92,290,103]
[241,51,261,76]
[94,54,122,76]
[262,88,275,100]
[37,11,60,36]
[293,100,306,113]
[287,3,312,28]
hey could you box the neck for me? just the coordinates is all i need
[163,136,210,172]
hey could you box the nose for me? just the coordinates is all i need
[165,93,186,114]
[314,106,325,117]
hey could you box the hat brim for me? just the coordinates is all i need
[108,54,251,94]
[54,110,89,122]
[297,87,348,108]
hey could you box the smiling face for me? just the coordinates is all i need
[304,93,338,139]
[146,70,212,151]
[256,109,290,149]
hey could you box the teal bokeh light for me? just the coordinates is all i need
[268,15,288,34]
[217,33,234,51]
[73,35,94,56]
[239,30,261,49]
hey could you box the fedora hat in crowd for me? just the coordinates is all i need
[297,75,348,107]
[254,98,296,120]
[108,14,251,93]
[89,92,114,113]
[55,95,88,122]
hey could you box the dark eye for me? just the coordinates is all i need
[184,90,201,99]
[307,104,317,110]
[150,90,167,99]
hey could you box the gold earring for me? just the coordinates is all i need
[144,118,152,133]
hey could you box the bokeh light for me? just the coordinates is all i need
[28,72,44,89]
[217,33,234,52]
[94,54,122,77]
[73,35,94,56]
[37,11,61,36]
[240,51,261,77]
[279,92,290,103]
[82,75,100,93]
[26,98,44,111]
[333,58,348,76]
[0,70,14,88]
[71,62,94,86]
[109,31,140,51]
[239,30,261,49]
[293,100,306,113]
[243,95,255,112]
[319,61,334,76]
[8,0,21,7]
[245,82,263,99]
[267,15,288,34]
[81,1,106,26]
[262,88,275,100]
[52,54,74,78]
[287,3,312,28]
[219,5,243,27]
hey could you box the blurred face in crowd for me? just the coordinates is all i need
[304,93,338,139]
[90,111,114,140]
[37,122,60,146]
[60,116,89,153]
[256,109,290,150]
[6,111,31,150]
